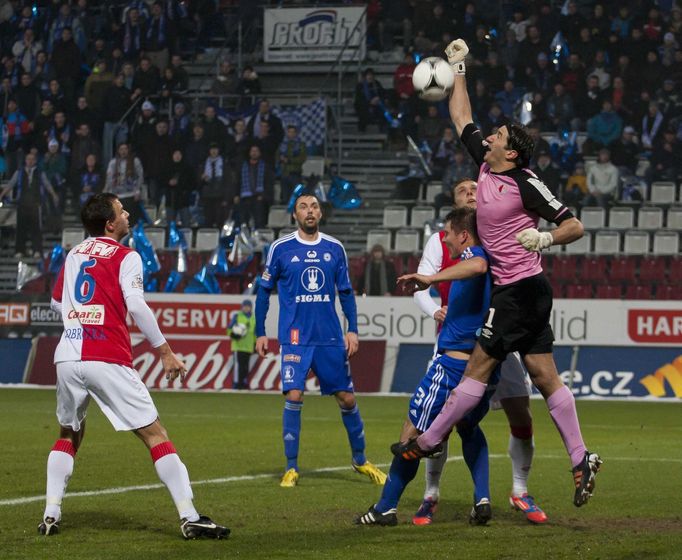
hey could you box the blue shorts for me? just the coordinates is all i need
[408,354,500,432]
[280,344,354,395]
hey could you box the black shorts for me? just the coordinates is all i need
[477,273,555,361]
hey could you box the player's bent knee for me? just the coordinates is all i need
[134,419,170,449]
[334,390,356,409]
[285,389,304,402]
[500,396,532,426]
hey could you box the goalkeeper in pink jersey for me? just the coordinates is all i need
[394,38,602,508]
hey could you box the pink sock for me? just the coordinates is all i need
[547,385,587,467]
[417,377,487,450]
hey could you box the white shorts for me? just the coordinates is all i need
[56,361,159,432]
[490,352,533,410]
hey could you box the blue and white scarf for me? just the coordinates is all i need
[240,161,265,197]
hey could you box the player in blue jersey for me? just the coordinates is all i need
[255,193,387,488]
[354,207,500,526]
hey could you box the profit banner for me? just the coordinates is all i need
[264,7,366,63]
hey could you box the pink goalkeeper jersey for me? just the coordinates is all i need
[460,123,572,285]
[52,237,144,367]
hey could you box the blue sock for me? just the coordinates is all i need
[283,400,302,471]
[340,404,366,465]
[458,424,489,503]
[375,455,420,513]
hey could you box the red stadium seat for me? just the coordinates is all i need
[595,284,623,299]
[565,283,593,298]
[624,284,653,299]
[608,256,637,283]
[580,256,608,283]
[669,257,682,285]
[387,255,405,277]
[655,284,682,300]
[219,277,242,294]
[156,250,174,274]
[406,254,421,273]
[549,278,564,298]
[551,256,579,282]
[638,256,667,284]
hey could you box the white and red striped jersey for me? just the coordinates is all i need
[414,230,461,320]
[52,237,144,367]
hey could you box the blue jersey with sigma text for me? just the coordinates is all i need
[259,231,355,346]
[437,245,491,354]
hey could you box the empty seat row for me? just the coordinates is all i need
[544,254,682,284]
[579,205,682,230]
[366,228,422,253]
[552,281,682,300]
[558,230,679,255]
[381,205,438,229]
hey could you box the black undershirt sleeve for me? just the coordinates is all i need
[460,123,488,167]
[516,172,575,224]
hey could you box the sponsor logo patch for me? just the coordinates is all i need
[301,266,325,292]
[290,328,299,345]
[74,240,119,258]
[131,275,144,289]
[291,255,300,262]
[67,305,105,325]
[283,353,301,363]
[283,365,295,381]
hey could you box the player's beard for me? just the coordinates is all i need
[299,221,318,235]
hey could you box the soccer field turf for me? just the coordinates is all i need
[1,389,681,560]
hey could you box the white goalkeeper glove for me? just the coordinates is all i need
[516,228,554,252]
[445,38,469,75]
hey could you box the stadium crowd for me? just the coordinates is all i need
[0,1,307,259]
[356,0,682,209]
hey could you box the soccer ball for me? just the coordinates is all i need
[231,322,247,338]
[412,57,455,102]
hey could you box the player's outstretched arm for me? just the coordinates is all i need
[445,39,474,136]
[517,217,584,252]
[398,257,488,294]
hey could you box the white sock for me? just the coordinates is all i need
[508,434,534,496]
[151,442,200,522]
[423,439,448,501]
[44,440,76,521]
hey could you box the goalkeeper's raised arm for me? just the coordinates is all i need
[445,39,474,136]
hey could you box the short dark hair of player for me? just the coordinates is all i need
[81,193,119,237]
[505,123,535,169]
[444,206,479,244]
[451,176,476,196]
[293,191,321,209]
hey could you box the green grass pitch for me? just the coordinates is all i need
[1,388,681,560]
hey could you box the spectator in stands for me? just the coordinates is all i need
[77,153,103,207]
[69,122,101,192]
[201,105,228,150]
[435,150,477,211]
[525,52,552,97]
[104,142,145,225]
[494,80,522,118]
[49,110,73,157]
[169,102,190,147]
[480,103,505,136]
[247,99,284,146]
[12,29,41,73]
[360,244,396,297]
[32,51,53,96]
[431,127,458,179]
[393,51,416,119]
[561,53,586,95]
[84,59,113,116]
[527,122,550,166]
[163,148,195,226]
[210,60,238,96]
[546,82,575,132]
[42,138,67,209]
[641,101,665,152]
[159,66,186,111]
[0,151,59,258]
[51,27,81,107]
[254,120,278,170]
[279,125,307,205]
[143,1,173,72]
[33,99,55,154]
[184,123,209,179]
[238,144,273,229]
[201,142,230,228]
[498,28,520,76]
[532,151,561,197]
[72,96,99,137]
[119,7,144,61]
[586,50,611,91]
[131,100,157,158]
[610,126,640,174]
[575,74,603,124]
[144,119,174,205]
[417,105,447,149]
[228,118,250,162]
[585,148,619,208]
[102,74,132,162]
[170,55,189,92]
[354,68,386,132]
[236,65,261,106]
[15,72,40,121]
[583,100,623,155]
[2,97,30,177]
[656,79,681,120]
[563,161,588,208]
[648,130,680,183]
[44,78,66,113]
[469,80,492,126]
[48,3,86,53]
[132,56,161,99]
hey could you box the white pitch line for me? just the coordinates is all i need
[2,453,682,508]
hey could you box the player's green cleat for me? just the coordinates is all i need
[180,515,229,540]
[352,461,387,485]
[280,468,299,487]
[354,505,398,526]
[38,516,60,536]
[573,451,603,507]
